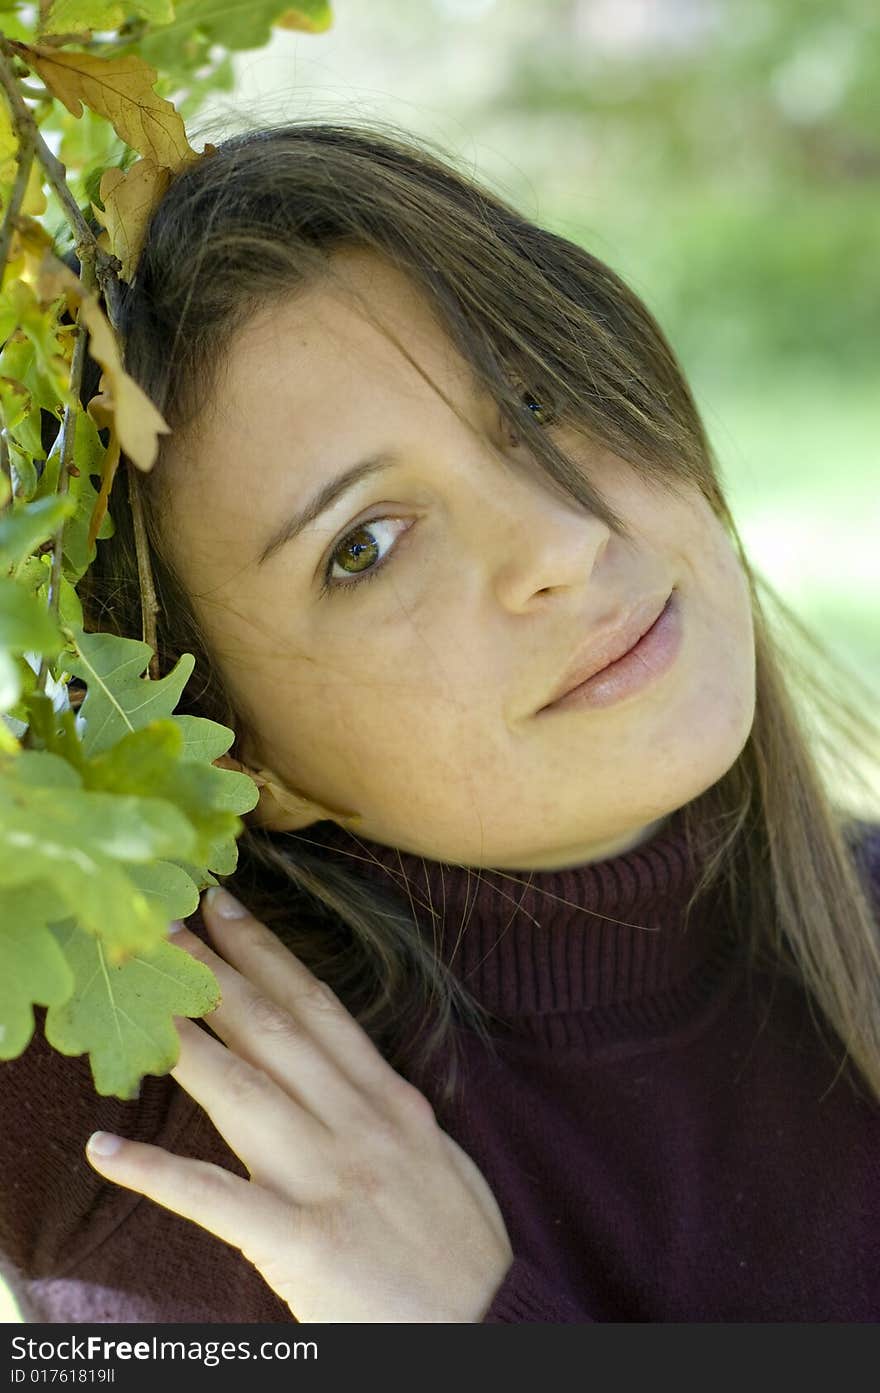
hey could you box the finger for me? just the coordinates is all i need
[198,891,415,1112]
[169,1015,332,1195]
[83,1129,303,1283]
[171,924,375,1132]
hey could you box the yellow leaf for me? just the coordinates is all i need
[0,95,46,213]
[35,251,172,472]
[0,376,31,430]
[13,42,199,171]
[11,216,55,266]
[0,92,18,167]
[91,157,171,283]
[4,280,71,398]
[39,1,127,35]
[21,161,47,216]
[276,7,334,34]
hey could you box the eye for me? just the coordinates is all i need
[504,377,555,440]
[319,515,411,598]
[521,389,552,425]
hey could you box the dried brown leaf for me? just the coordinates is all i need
[13,41,198,170]
[36,251,172,471]
[91,157,171,282]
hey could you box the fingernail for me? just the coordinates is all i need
[204,885,248,919]
[87,1131,122,1158]
[168,919,185,934]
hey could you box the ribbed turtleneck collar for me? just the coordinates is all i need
[297,806,740,1048]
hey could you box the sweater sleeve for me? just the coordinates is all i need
[481,1254,594,1323]
[0,1001,193,1283]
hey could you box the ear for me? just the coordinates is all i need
[212,752,362,831]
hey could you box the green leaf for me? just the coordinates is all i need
[0,574,65,655]
[11,555,45,599]
[170,714,260,873]
[62,626,196,756]
[166,856,219,891]
[56,571,84,630]
[203,833,238,876]
[123,855,204,922]
[6,441,39,502]
[82,719,244,866]
[59,467,114,584]
[141,0,331,62]
[33,415,115,584]
[0,336,59,410]
[0,374,30,430]
[44,917,221,1099]
[172,713,240,763]
[5,746,88,792]
[0,882,75,1060]
[0,750,196,956]
[0,304,18,349]
[0,7,31,41]
[19,694,84,774]
[2,283,74,407]
[0,494,78,572]
[172,716,260,816]
[40,0,176,37]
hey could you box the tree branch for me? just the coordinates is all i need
[128,461,160,680]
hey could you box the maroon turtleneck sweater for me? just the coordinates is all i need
[2,806,879,1323]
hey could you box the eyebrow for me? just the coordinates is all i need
[256,451,400,566]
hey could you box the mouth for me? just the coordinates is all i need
[536,588,679,715]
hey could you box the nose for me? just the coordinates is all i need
[483,464,613,611]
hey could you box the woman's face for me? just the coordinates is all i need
[161,248,756,870]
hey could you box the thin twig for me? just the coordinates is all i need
[16,82,50,101]
[0,108,35,271]
[128,462,160,680]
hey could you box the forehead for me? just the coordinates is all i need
[218,247,475,436]
[160,248,484,578]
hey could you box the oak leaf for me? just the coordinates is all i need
[44,921,220,1099]
[38,2,176,38]
[12,41,199,170]
[90,157,171,283]
[0,882,75,1061]
[36,250,172,471]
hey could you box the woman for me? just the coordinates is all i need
[2,121,879,1323]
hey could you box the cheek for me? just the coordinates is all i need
[684,549,756,754]
[286,654,508,800]
[328,679,485,754]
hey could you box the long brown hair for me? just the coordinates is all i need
[68,119,880,1109]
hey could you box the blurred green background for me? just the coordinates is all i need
[2,0,878,1324]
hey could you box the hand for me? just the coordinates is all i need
[84,888,514,1322]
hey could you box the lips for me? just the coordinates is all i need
[540,590,673,711]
